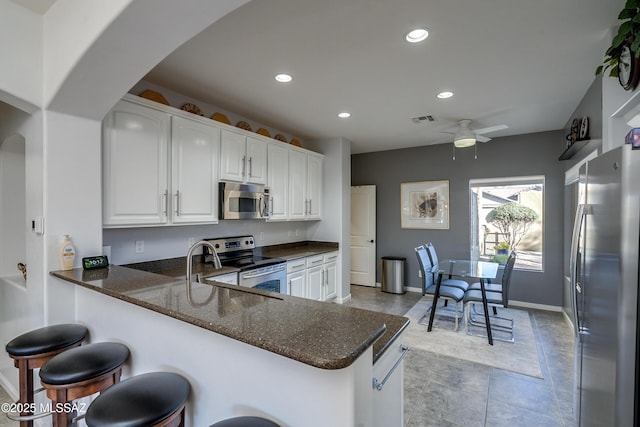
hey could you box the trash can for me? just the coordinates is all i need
[380,256,406,294]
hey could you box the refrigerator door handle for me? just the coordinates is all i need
[570,203,588,338]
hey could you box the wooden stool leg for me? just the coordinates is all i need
[16,359,34,427]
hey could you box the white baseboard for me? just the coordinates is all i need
[509,300,562,312]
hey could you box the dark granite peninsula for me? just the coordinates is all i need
[51,252,409,426]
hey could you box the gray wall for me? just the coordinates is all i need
[352,130,565,307]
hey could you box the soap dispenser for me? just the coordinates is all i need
[60,235,76,270]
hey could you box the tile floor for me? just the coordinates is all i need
[0,285,576,427]
[346,285,576,427]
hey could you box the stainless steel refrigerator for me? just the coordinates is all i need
[570,144,640,426]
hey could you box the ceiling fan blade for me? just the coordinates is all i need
[473,124,508,135]
[476,135,491,143]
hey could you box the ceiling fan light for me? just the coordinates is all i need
[453,126,476,147]
[454,137,476,148]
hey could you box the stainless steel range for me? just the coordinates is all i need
[203,235,286,294]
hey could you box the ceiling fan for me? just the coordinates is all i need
[447,119,509,148]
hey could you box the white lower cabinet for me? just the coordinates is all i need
[372,335,408,427]
[323,252,339,301]
[306,255,324,301]
[287,259,307,298]
[286,252,339,301]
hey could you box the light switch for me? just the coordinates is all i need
[31,217,44,235]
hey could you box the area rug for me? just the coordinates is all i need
[403,297,543,378]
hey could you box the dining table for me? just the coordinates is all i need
[427,259,500,345]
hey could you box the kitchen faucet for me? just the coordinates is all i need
[186,240,222,288]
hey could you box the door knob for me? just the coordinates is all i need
[369,240,374,243]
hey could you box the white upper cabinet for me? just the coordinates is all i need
[103,94,322,226]
[306,153,323,220]
[103,100,170,226]
[267,142,289,221]
[170,116,220,224]
[289,150,323,221]
[103,98,220,227]
[220,129,267,185]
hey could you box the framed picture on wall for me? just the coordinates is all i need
[400,180,450,229]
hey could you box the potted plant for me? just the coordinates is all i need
[494,242,510,255]
[596,0,640,90]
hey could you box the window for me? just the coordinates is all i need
[469,176,544,271]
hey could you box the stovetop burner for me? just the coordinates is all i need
[202,235,284,271]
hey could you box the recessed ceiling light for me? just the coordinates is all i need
[405,28,429,43]
[275,73,292,83]
[437,91,454,99]
[337,112,351,119]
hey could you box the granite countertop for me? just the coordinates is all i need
[258,241,339,261]
[51,261,409,369]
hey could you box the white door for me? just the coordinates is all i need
[171,116,220,223]
[288,150,307,220]
[267,143,289,220]
[246,136,267,184]
[350,185,376,286]
[102,100,170,226]
[219,129,247,182]
[306,154,323,219]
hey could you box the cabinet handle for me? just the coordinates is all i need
[308,199,312,215]
[242,156,246,178]
[175,190,181,216]
[372,344,411,391]
[249,157,253,177]
[162,190,168,216]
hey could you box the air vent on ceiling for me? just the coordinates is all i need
[411,115,436,124]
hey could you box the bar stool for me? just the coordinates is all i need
[39,342,130,427]
[210,417,280,426]
[5,324,88,427]
[84,372,190,427]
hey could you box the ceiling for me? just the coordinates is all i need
[16,0,623,154]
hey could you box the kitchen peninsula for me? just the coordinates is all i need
[51,261,409,426]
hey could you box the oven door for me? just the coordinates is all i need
[220,182,268,220]
[239,263,287,294]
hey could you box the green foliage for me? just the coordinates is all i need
[494,242,510,250]
[597,1,640,77]
[486,202,539,249]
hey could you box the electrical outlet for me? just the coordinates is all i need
[418,270,422,278]
[135,240,144,254]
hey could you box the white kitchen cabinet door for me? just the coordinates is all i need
[288,150,307,220]
[288,271,306,297]
[323,252,339,301]
[306,265,324,301]
[220,131,267,184]
[267,143,289,221]
[306,255,324,301]
[170,116,220,224]
[246,136,267,185]
[373,338,406,427]
[306,154,323,220]
[103,100,170,226]
[219,129,247,183]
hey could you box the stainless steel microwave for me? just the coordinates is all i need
[219,182,270,220]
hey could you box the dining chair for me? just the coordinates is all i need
[425,243,470,291]
[467,250,517,316]
[415,245,464,331]
[463,251,517,342]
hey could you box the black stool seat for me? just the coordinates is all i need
[39,342,129,385]
[85,372,190,427]
[211,416,280,427]
[5,324,88,357]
